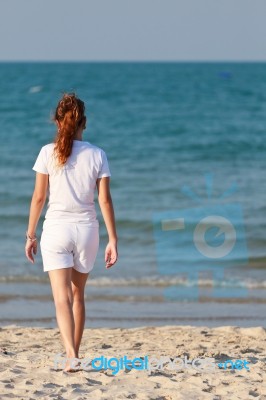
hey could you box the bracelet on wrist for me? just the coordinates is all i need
[25,231,37,242]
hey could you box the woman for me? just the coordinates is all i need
[25,93,118,372]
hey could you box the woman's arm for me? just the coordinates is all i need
[96,177,118,268]
[25,172,48,263]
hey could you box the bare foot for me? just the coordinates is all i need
[63,357,81,373]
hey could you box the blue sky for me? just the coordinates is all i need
[0,0,265,61]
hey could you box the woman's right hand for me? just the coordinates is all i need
[25,237,38,263]
[105,241,118,269]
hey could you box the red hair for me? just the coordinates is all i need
[52,93,86,167]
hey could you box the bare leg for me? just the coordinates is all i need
[48,268,78,371]
[71,268,89,356]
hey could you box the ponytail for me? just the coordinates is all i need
[52,93,86,167]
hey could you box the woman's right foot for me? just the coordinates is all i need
[63,357,81,372]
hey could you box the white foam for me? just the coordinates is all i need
[29,85,42,93]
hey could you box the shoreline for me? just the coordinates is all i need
[1,325,265,399]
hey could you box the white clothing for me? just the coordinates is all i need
[40,219,99,273]
[32,139,110,273]
[32,139,111,226]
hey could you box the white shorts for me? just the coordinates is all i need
[40,219,99,274]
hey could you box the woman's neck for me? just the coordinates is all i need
[73,130,83,141]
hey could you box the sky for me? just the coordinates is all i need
[0,0,266,61]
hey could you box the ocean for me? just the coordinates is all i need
[1,61,266,328]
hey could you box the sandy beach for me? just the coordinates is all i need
[0,324,265,399]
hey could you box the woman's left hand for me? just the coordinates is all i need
[105,241,118,269]
[25,239,38,263]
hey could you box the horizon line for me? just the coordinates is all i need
[1,59,266,63]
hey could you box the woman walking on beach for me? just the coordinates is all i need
[25,93,118,372]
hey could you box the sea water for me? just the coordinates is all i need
[1,62,266,327]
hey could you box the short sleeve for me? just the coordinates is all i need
[98,150,111,178]
[32,147,49,175]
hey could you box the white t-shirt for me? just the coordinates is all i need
[32,139,111,225]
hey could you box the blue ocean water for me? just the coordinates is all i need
[1,62,266,327]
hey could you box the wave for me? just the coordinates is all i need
[29,85,42,93]
[1,274,266,290]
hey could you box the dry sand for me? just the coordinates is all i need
[0,325,266,399]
